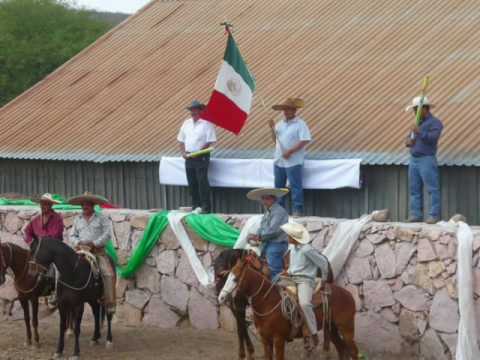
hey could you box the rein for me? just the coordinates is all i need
[31,238,94,292]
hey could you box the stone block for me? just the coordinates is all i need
[0,231,27,249]
[17,210,37,220]
[355,240,374,258]
[188,288,218,330]
[435,243,449,260]
[399,310,420,342]
[395,242,416,275]
[130,214,151,230]
[110,213,126,222]
[4,212,23,233]
[116,303,143,326]
[143,295,180,328]
[375,243,396,279]
[420,329,449,360]
[116,278,134,300]
[363,280,395,310]
[161,226,180,250]
[131,230,144,251]
[125,289,151,310]
[394,285,430,312]
[355,311,407,355]
[345,284,362,311]
[366,233,387,245]
[415,263,434,294]
[428,261,445,278]
[397,228,417,242]
[219,305,236,332]
[380,308,398,323]
[136,264,161,293]
[429,288,459,333]
[0,276,17,301]
[417,239,437,262]
[346,257,372,285]
[113,221,131,250]
[176,250,199,287]
[440,333,457,358]
[156,250,177,275]
[161,276,189,313]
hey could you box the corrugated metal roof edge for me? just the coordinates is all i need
[0,149,476,167]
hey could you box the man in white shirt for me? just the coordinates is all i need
[269,98,312,217]
[177,100,217,213]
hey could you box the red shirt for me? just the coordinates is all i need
[24,212,64,245]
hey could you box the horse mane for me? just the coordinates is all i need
[1,242,29,255]
[213,249,246,273]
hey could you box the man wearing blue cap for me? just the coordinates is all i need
[177,100,217,213]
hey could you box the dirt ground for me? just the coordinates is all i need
[0,313,323,360]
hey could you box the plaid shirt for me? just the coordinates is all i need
[70,213,112,248]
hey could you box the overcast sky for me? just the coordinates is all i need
[69,0,151,14]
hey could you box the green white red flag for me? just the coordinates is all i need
[202,31,256,135]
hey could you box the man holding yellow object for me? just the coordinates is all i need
[177,100,217,213]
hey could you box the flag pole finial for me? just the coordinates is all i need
[220,22,233,35]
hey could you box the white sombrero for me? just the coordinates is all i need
[33,193,61,205]
[246,188,289,201]
[68,192,108,206]
[405,96,434,112]
[280,222,311,244]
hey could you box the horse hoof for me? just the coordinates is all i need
[51,353,64,360]
[105,341,113,350]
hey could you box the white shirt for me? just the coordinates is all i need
[274,117,312,168]
[70,213,112,248]
[177,118,217,153]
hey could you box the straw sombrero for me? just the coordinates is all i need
[272,98,305,111]
[32,193,61,205]
[68,192,108,206]
[246,188,289,201]
[281,222,311,244]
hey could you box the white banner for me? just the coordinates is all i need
[159,157,361,189]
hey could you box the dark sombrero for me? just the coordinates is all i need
[68,192,109,206]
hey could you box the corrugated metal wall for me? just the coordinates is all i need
[0,159,478,223]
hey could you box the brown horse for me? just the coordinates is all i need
[0,241,53,347]
[219,254,359,360]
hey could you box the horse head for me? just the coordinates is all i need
[218,251,266,304]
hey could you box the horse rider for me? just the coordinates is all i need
[24,193,64,246]
[68,192,116,314]
[23,193,64,307]
[280,222,331,352]
[246,187,289,280]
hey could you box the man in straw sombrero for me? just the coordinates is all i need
[280,222,331,352]
[69,192,116,314]
[246,187,289,280]
[24,193,64,246]
[269,98,311,217]
[405,96,443,224]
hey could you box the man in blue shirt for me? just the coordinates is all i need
[269,98,312,217]
[405,96,444,224]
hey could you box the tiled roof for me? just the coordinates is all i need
[1,0,480,165]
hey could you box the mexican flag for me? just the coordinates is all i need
[202,32,256,135]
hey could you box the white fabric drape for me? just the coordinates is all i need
[456,222,480,360]
[167,212,213,287]
[159,157,362,189]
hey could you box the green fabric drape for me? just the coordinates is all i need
[106,211,169,278]
[185,214,238,248]
[0,195,84,211]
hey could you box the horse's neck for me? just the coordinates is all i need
[247,267,281,310]
[3,244,29,278]
[51,244,83,282]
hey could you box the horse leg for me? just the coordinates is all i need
[90,301,101,344]
[32,297,40,347]
[54,306,67,358]
[236,297,254,360]
[20,299,32,346]
[261,336,273,360]
[234,310,247,359]
[72,304,85,358]
[330,323,348,360]
[336,320,359,360]
[105,307,114,348]
[273,336,286,360]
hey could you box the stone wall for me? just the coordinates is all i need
[1,207,480,359]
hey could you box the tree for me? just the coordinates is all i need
[0,0,111,106]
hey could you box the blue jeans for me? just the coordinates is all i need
[262,241,288,281]
[274,164,304,213]
[409,155,441,219]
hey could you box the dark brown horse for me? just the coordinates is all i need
[0,241,54,347]
[218,253,359,360]
[30,237,113,359]
[214,249,257,360]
